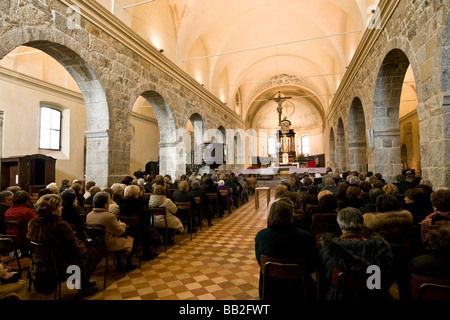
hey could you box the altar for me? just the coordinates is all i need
[277,119,296,164]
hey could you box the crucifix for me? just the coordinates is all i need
[268,91,292,125]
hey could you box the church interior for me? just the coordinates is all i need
[0,0,450,305]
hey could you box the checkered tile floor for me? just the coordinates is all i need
[26,191,271,301]
[85,192,269,300]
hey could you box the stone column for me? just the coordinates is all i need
[373,128,401,184]
[159,142,185,179]
[85,130,109,188]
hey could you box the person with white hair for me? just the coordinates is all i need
[46,182,59,194]
[217,179,233,213]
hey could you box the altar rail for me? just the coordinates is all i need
[232,167,334,176]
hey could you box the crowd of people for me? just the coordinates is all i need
[1,166,449,301]
[255,169,450,300]
[0,171,255,299]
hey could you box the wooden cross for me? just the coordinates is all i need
[268,91,292,125]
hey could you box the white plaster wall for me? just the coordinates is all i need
[0,72,87,188]
[129,114,160,175]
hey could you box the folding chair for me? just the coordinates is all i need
[84,223,126,290]
[206,193,219,221]
[149,207,173,252]
[175,201,195,240]
[0,234,31,279]
[411,273,450,300]
[260,254,309,300]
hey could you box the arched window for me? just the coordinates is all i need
[267,137,276,155]
[39,106,61,150]
[301,135,310,155]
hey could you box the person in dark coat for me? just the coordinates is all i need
[61,191,84,237]
[410,220,450,279]
[27,194,102,297]
[189,180,213,227]
[317,207,394,300]
[173,180,200,232]
[203,178,225,218]
[420,188,450,244]
[393,174,412,195]
[255,200,317,300]
[118,185,155,260]
[359,188,384,214]
[403,187,434,224]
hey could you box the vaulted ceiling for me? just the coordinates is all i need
[101,0,380,130]
[2,0,377,132]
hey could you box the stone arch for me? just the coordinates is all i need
[372,49,410,183]
[1,38,110,187]
[189,113,207,166]
[217,126,226,143]
[135,90,178,178]
[348,97,367,173]
[329,127,336,168]
[230,129,245,165]
[336,118,347,172]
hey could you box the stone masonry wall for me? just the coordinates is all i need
[327,0,450,187]
[0,0,243,187]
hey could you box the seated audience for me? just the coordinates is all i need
[203,178,225,218]
[27,194,102,297]
[118,185,156,260]
[0,190,13,234]
[382,184,399,197]
[86,192,136,271]
[267,185,289,214]
[61,191,84,237]
[359,188,384,214]
[317,207,394,300]
[70,182,85,209]
[394,174,412,195]
[363,194,414,244]
[83,186,101,211]
[224,175,239,208]
[403,187,434,224]
[321,177,339,194]
[420,188,450,244]
[302,185,319,213]
[149,185,184,234]
[217,180,233,211]
[5,191,35,254]
[363,193,415,300]
[83,181,96,199]
[339,186,364,210]
[411,220,450,279]
[255,200,317,300]
[173,180,199,233]
[0,263,30,300]
[45,183,59,194]
[246,175,257,196]
[59,179,71,193]
[102,187,120,219]
[189,180,213,227]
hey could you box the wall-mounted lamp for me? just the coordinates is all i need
[159,48,164,53]
[201,83,204,87]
